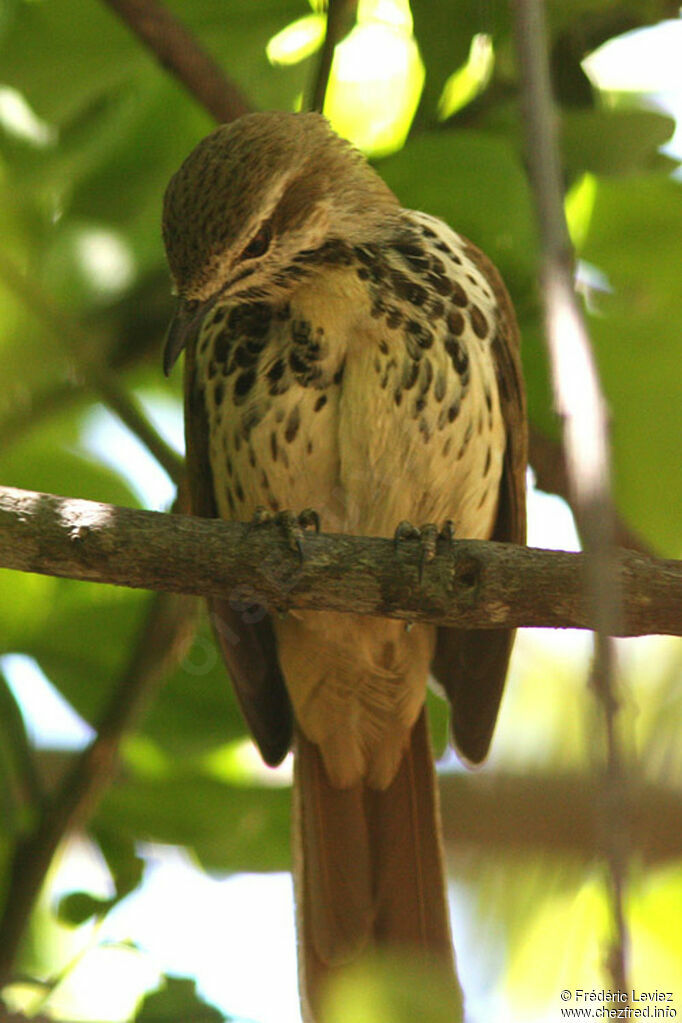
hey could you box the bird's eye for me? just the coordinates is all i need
[240,223,272,261]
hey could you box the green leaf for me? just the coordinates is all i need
[98,773,291,873]
[56,890,114,927]
[140,614,250,758]
[561,108,677,179]
[579,174,682,554]
[134,975,227,1023]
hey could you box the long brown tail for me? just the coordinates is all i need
[293,708,458,1021]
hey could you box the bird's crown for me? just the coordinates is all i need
[162,111,400,301]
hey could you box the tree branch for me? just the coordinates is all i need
[100,0,251,122]
[439,772,682,866]
[309,0,358,113]
[1,486,680,636]
[512,0,630,992]
[0,252,184,486]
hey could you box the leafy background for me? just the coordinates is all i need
[0,0,681,1020]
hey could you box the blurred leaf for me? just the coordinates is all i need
[140,614,249,758]
[323,951,463,1023]
[97,773,291,873]
[561,108,677,179]
[134,975,227,1023]
[579,174,682,555]
[56,890,113,927]
[94,826,145,900]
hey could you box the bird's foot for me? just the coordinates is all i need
[394,519,456,582]
[252,506,320,561]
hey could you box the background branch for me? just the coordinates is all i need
[101,0,251,122]
[0,252,184,486]
[0,589,196,987]
[309,0,358,113]
[1,486,680,636]
[512,0,630,993]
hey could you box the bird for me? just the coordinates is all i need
[162,111,527,1021]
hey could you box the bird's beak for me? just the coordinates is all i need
[163,296,216,377]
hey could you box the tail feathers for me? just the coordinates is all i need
[294,709,456,1020]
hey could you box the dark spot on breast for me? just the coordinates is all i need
[485,387,493,412]
[421,224,437,238]
[270,431,278,461]
[448,399,461,422]
[213,307,227,325]
[213,331,230,364]
[267,357,288,395]
[307,439,313,454]
[357,267,370,281]
[419,418,431,442]
[470,304,489,339]
[442,436,453,457]
[314,393,327,412]
[260,468,269,490]
[477,486,490,510]
[233,369,256,403]
[226,456,233,477]
[291,319,312,345]
[445,337,469,376]
[213,381,224,406]
[414,396,427,415]
[418,358,433,396]
[391,271,428,307]
[426,272,453,297]
[333,363,345,385]
[406,319,433,349]
[394,389,403,406]
[226,489,236,514]
[428,298,445,321]
[386,307,403,329]
[233,430,241,452]
[285,406,300,443]
[234,345,258,368]
[434,371,446,402]
[378,339,389,355]
[402,359,419,390]
[450,281,468,307]
[483,446,491,476]
[248,445,257,467]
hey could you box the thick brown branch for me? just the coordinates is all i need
[1,486,680,636]
[101,0,251,122]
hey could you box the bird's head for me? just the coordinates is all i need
[162,112,400,373]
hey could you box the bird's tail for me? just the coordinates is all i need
[293,707,458,1021]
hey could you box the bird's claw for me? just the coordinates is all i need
[251,505,320,561]
[394,519,456,582]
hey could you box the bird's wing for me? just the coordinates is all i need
[184,335,293,766]
[431,238,528,764]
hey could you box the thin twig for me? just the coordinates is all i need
[512,0,630,994]
[0,589,196,986]
[309,0,358,112]
[101,0,250,122]
[0,251,184,486]
[1,486,680,636]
